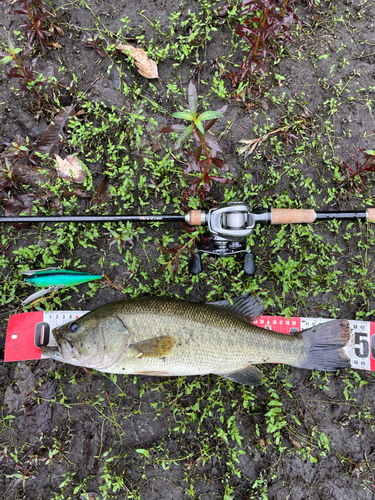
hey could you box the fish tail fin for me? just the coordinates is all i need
[299,319,350,371]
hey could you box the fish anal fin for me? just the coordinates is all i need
[130,336,174,358]
[221,364,263,386]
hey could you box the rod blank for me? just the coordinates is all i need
[0,215,186,224]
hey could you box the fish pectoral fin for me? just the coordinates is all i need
[221,364,263,386]
[129,336,174,358]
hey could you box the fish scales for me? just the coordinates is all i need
[45,296,350,386]
[106,298,305,374]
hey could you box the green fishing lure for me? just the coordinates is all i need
[24,269,102,288]
[22,268,103,306]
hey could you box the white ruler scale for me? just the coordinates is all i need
[4,311,375,371]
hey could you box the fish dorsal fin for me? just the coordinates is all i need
[209,293,264,322]
[129,336,174,358]
[221,364,263,386]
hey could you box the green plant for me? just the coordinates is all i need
[0,34,48,104]
[12,0,54,51]
[161,80,230,199]
[234,0,303,82]
[342,148,375,187]
[85,34,105,58]
[1,134,36,165]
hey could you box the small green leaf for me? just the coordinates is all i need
[364,150,375,156]
[175,123,194,149]
[0,55,13,66]
[195,120,205,136]
[188,79,198,117]
[198,110,224,121]
[172,111,194,121]
[136,449,150,458]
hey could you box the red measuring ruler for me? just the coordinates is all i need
[4,311,375,371]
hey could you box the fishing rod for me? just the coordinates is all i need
[1,202,374,275]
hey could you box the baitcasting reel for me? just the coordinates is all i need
[185,201,257,275]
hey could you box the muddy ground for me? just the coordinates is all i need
[1,0,375,499]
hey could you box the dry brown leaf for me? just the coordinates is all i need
[4,194,35,221]
[238,138,260,156]
[63,187,91,199]
[238,129,281,157]
[84,422,101,471]
[92,176,112,206]
[117,43,159,79]
[36,106,75,157]
[55,154,85,184]
[13,163,56,186]
[4,363,36,413]
[55,26,65,35]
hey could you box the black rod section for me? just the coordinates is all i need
[315,211,368,221]
[0,215,186,224]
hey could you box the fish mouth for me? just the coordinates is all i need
[40,344,64,361]
[41,337,84,365]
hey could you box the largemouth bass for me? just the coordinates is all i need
[42,295,350,386]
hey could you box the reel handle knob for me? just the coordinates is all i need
[243,252,256,276]
[189,252,203,275]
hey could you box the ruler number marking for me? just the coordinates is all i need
[354,331,369,359]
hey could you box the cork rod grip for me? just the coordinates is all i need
[271,208,316,225]
[188,210,202,226]
[367,209,375,222]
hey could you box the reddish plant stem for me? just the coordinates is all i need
[22,0,40,36]
[11,54,31,82]
[163,239,192,272]
[195,125,211,180]
[250,6,270,62]
[280,0,289,17]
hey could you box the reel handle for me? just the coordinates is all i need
[188,250,256,276]
[188,253,203,275]
[243,252,256,276]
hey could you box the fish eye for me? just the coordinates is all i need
[69,322,79,332]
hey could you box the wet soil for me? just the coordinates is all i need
[1,0,375,499]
